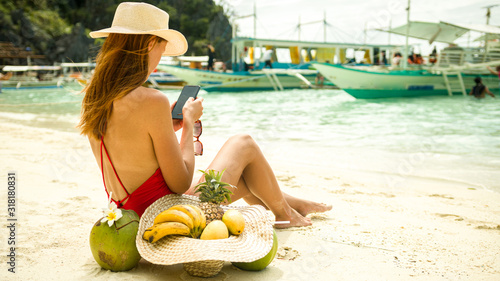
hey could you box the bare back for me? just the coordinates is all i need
[89,86,167,202]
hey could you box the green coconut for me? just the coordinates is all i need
[89,209,141,271]
[232,229,278,271]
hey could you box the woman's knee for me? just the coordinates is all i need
[228,134,259,155]
[230,133,256,146]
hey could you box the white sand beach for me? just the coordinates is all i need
[1,120,500,281]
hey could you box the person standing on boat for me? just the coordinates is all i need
[262,49,273,69]
[206,44,215,71]
[414,54,423,65]
[469,77,495,99]
[407,54,415,65]
[429,46,438,64]
[380,50,388,65]
[391,52,402,66]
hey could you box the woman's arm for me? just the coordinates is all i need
[145,92,203,194]
[487,66,499,75]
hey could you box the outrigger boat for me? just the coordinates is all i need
[146,71,186,89]
[158,37,399,92]
[312,3,500,99]
[61,62,95,86]
[0,62,96,90]
[313,57,500,99]
[144,56,190,89]
[1,65,64,90]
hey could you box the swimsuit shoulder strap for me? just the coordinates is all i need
[100,136,131,204]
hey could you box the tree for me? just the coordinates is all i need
[0,0,232,64]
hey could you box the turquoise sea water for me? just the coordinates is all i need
[1,85,499,192]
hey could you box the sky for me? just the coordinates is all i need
[216,0,500,55]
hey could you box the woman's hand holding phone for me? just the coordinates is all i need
[170,85,203,130]
[170,98,203,131]
[171,85,200,120]
[183,97,204,123]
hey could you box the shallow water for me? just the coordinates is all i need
[1,85,499,192]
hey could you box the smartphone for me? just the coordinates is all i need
[171,85,200,119]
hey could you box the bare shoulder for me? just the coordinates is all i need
[126,87,171,114]
[127,87,173,129]
[131,86,169,104]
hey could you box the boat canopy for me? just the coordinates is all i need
[176,56,209,62]
[230,37,402,69]
[231,37,399,50]
[381,21,500,44]
[2,65,62,72]
[474,34,500,42]
[60,62,95,67]
[445,22,500,35]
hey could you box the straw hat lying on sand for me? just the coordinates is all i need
[136,194,274,277]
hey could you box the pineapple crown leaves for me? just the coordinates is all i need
[194,169,235,204]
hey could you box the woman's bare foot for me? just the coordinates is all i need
[274,208,312,229]
[296,201,332,217]
[281,193,332,217]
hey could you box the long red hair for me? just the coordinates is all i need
[78,34,163,140]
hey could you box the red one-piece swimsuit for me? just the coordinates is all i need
[100,136,173,217]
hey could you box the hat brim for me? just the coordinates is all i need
[89,27,188,56]
[136,194,274,265]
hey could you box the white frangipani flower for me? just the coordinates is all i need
[101,192,123,227]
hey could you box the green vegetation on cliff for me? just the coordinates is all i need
[0,0,232,65]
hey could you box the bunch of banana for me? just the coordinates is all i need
[142,205,206,243]
[142,222,190,243]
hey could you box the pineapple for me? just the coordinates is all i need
[194,169,235,224]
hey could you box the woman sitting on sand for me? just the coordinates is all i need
[78,2,330,228]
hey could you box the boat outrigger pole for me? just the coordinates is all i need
[253,2,256,38]
[483,4,499,53]
[297,12,328,42]
[231,2,257,38]
[402,0,411,70]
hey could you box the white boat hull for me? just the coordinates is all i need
[313,63,499,99]
[1,80,64,90]
[157,65,317,92]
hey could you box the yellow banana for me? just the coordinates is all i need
[188,205,206,238]
[191,205,207,230]
[153,209,194,230]
[142,222,190,243]
[142,227,154,240]
[168,205,201,229]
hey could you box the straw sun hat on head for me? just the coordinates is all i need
[89,2,188,56]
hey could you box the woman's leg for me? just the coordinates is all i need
[193,134,330,228]
[244,191,332,217]
[233,176,312,228]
